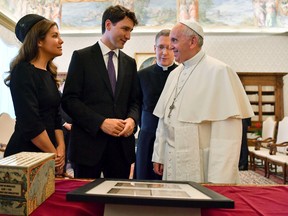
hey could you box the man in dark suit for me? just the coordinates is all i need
[61,5,140,179]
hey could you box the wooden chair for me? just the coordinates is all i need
[248,117,276,176]
[0,112,15,158]
[266,116,288,184]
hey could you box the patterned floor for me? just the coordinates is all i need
[239,170,280,185]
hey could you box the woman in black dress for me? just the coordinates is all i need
[4,14,65,174]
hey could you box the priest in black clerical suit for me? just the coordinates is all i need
[135,29,177,180]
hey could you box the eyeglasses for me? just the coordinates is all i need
[156,45,173,51]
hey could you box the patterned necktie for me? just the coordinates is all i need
[107,51,116,94]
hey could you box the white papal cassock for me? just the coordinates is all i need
[152,50,254,183]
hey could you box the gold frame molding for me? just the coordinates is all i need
[0,12,15,32]
[134,52,155,70]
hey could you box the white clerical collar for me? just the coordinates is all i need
[98,39,119,57]
[183,50,205,68]
[157,62,175,71]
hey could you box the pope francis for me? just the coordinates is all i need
[152,21,254,184]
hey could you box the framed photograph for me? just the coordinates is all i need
[134,53,156,70]
[66,179,234,208]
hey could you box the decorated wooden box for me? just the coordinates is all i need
[0,152,55,215]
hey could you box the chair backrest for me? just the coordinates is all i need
[275,116,288,153]
[261,117,276,140]
[0,112,15,145]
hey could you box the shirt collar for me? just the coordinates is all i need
[98,40,119,57]
[183,50,205,68]
[157,61,176,71]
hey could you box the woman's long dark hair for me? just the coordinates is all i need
[4,19,60,87]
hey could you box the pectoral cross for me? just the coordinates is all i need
[168,100,175,118]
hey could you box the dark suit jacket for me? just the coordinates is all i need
[61,42,140,166]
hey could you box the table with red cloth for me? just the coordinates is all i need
[1,179,288,216]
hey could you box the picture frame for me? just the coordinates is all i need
[0,12,14,32]
[66,178,234,209]
[134,53,156,70]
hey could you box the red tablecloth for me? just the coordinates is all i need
[31,179,104,216]
[202,185,288,216]
[1,179,288,216]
